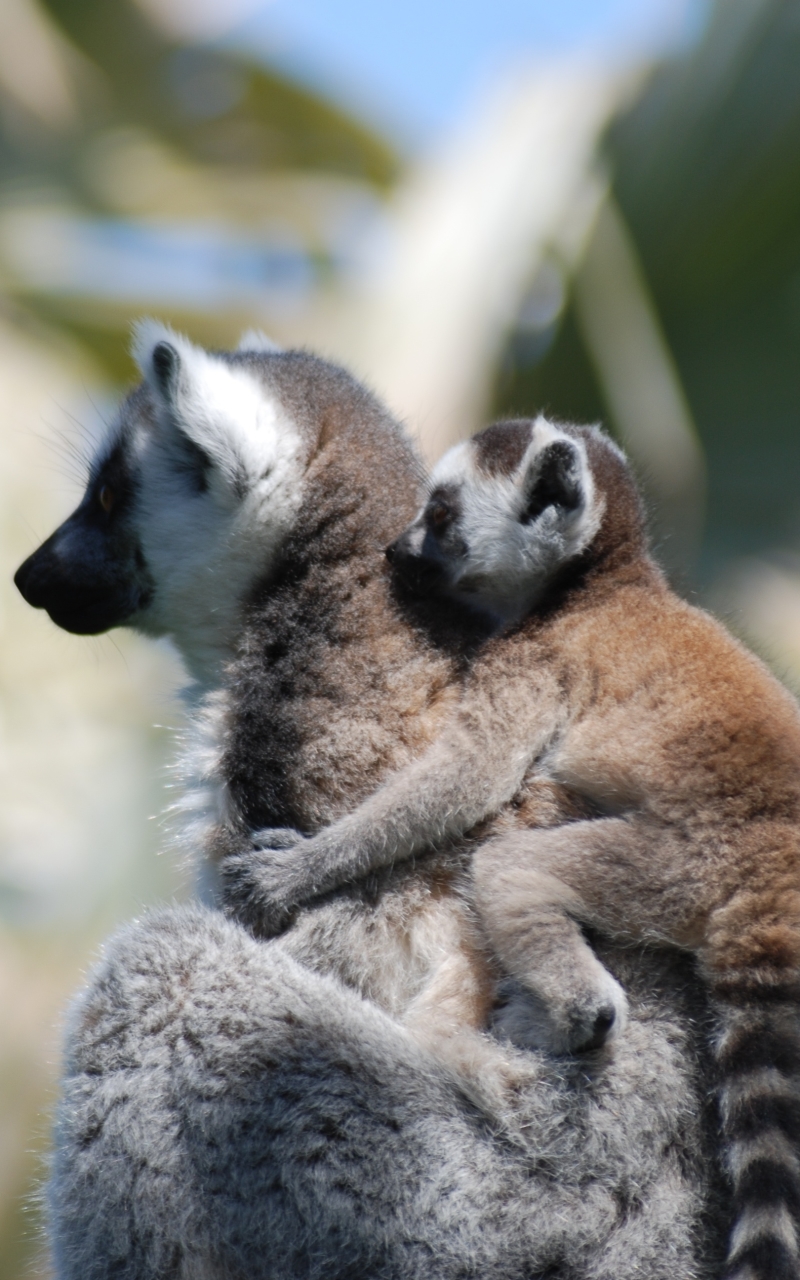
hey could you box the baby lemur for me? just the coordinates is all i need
[236,416,800,1280]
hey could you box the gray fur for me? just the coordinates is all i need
[14,336,728,1277]
[52,904,724,1280]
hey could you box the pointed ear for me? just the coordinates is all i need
[130,320,274,497]
[132,319,194,405]
[131,323,214,490]
[237,328,282,354]
[521,438,586,523]
[151,338,179,389]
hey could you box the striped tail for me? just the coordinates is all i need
[716,993,800,1280]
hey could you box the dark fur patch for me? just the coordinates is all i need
[716,981,800,1005]
[726,1234,800,1280]
[725,1092,800,1146]
[734,1157,800,1216]
[472,420,533,477]
[579,429,646,556]
[151,340,178,391]
[424,484,462,531]
[170,432,212,494]
[523,440,582,523]
[718,1021,800,1078]
[91,437,138,518]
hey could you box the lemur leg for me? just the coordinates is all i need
[51,905,521,1280]
[402,941,533,1116]
[403,942,493,1040]
[49,903,717,1280]
[473,818,696,1054]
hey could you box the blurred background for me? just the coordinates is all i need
[3,0,800,1271]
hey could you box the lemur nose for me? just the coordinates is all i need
[385,541,397,564]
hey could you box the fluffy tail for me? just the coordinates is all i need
[716,992,800,1279]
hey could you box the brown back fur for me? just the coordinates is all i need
[465,425,800,1280]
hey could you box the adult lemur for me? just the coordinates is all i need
[239,416,800,1280]
[16,329,723,1280]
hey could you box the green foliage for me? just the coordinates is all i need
[0,0,399,379]
[42,0,398,188]
[493,0,800,585]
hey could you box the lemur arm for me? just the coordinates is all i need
[221,662,563,936]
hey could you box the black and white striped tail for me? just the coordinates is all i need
[717,996,800,1280]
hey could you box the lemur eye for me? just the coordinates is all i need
[429,501,451,529]
[98,484,115,514]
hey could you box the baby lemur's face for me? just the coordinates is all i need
[387,417,604,625]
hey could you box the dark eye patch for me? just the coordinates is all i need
[90,439,136,519]
[428,500,451,528]
[425,484,461,533]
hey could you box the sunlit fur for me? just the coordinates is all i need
[252,417,800,1280]
[19,348,725,1279]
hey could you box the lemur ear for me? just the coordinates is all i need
[131,319,276,498]
[150,339,180,393]
[132,320,194,407]
[132,324,214,491]
[522,439,584,524]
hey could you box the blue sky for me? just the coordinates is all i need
[234,0,710,145]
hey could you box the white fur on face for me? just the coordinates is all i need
[127,322,307,687]
[430,418,603,623]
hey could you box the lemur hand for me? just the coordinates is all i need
[221,827,309,938]
[221,826,351,937]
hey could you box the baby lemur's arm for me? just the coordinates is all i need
[222,419,598,935]
[221,660,562,934]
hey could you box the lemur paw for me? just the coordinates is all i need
[220,841,305,938]
[491,970,629,1056]
[559,971,629,1053]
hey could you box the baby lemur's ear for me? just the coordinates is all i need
[521,437,585,524]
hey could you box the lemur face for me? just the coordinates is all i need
[387,417,603,624]
[15,324,309,686]
[14,417,154,636]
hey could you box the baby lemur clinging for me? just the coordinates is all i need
[234,416,800,1280]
